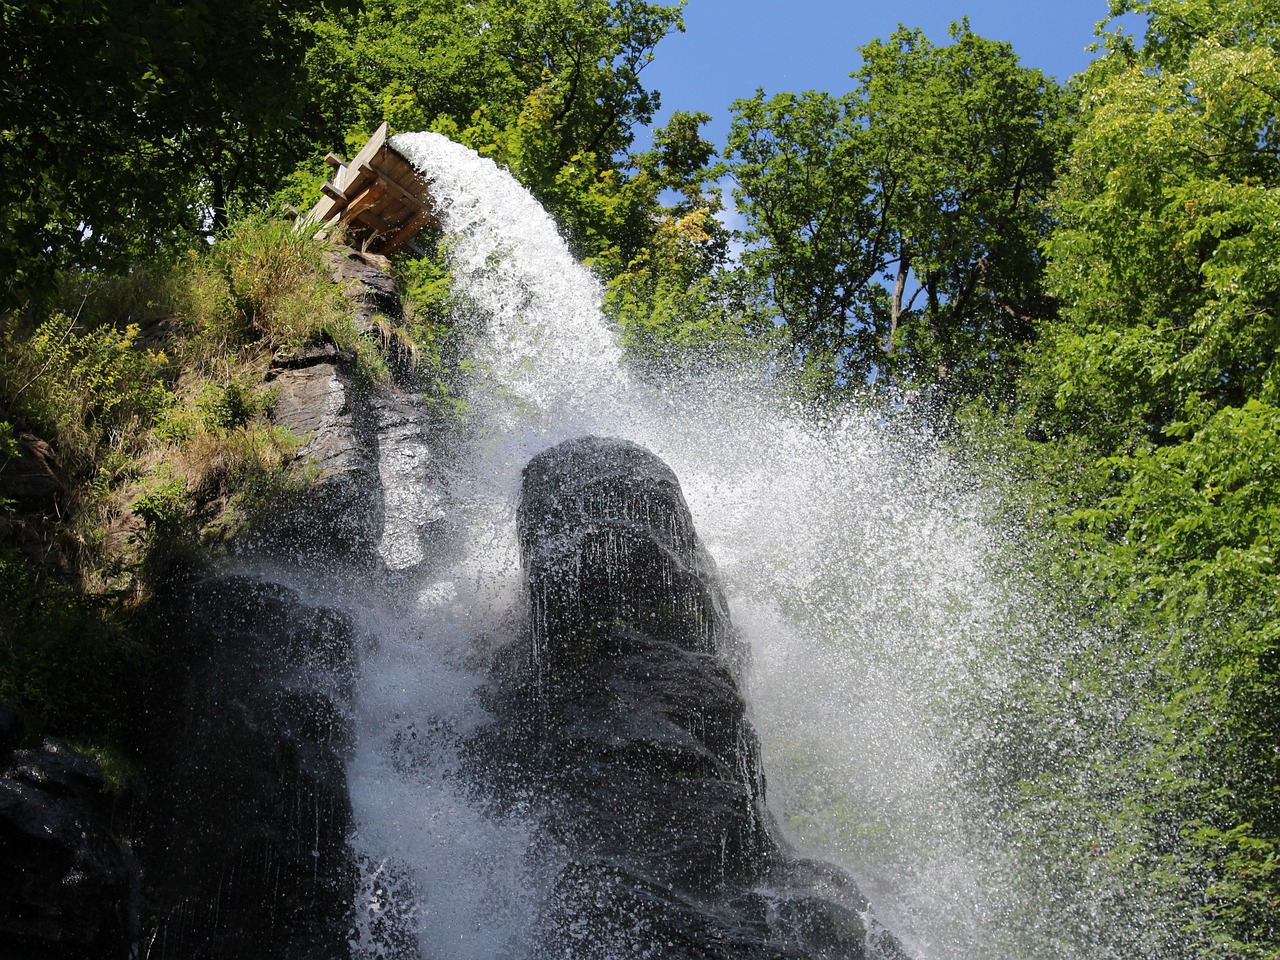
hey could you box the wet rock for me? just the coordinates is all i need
[517,435,740,675]
[0,736,139,959]
[135,575,357,960]
[325,247,419,383]
[483,436,906,959]
[372,391,448,572]
[265,359,381,566]
[325,247,402,325]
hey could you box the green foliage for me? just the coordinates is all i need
[955,397,1280,957]
[1037,2,1280,449]
[0,0,353,305]
[0,309,173,479]
[393,246,468,412]
[601,111,773,366]
[203,217,352,358]
[0,542,146,741]
[0,210,403,746]
[605,207,773,367]
[725,21,1072,400]
[953,10,1280,948]
[0,212,397,594]
[307,0,686,263]
[130,473,198,543]
[1024,22,1280,945]
[0,419,14,462]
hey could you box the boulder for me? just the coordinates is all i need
[478,436,905,960]
[0,735,139,959]
[517,435,739,674]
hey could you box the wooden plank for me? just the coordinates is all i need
[343,180,387,224]
[350,209,400,251]
[382,209,433,254]
[302,123,388,227]
[306,193,343,227]
[358,162,430,212]
[301,121,437,253]
[337,122,388,196]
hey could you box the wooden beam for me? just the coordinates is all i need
[341,123,388,193]
[342,181,387,225]
[350,209,400,251]
[356,162,427,210]
[382,209,432,254]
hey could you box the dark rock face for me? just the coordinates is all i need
[0,432,64,507]
[518,436,739,677]
[255,245,446,569]
[326,248,402,328]
[484,436,904,960]
[0,733,139,959]
[135,575,357,960]
[265,354,382,567]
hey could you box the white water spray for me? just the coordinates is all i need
[344,131,1172,959]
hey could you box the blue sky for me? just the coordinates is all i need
[641,0,1143,147]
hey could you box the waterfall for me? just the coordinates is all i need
[342,131,1171,960]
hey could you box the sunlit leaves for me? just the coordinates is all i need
[1019,6,1280,951]
[724,22,1070,400]
[313,0,684,262]
[1041,16,1280,445]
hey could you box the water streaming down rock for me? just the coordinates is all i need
[340,130,1176,960]
[477,434,906,959]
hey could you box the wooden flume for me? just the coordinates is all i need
[303,122,436,255]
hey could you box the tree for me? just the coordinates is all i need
[726,88,890,389]
[725,21,1071,400]
[309,0,686,264]
[602,112,771,366]
[1035,0,1280,449]
[1012,2,1280,951]
[0,0,352,305]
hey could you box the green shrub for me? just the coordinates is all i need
[394,245,468,411]
[0,209,442,760]
[0,312,173,477]
[0,543,146,741]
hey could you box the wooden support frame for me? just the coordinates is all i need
[302,123,437,255]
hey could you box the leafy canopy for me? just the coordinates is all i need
[725,21,1071,400]
[0,0,353,305]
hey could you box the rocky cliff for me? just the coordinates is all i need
[0,256,906,960]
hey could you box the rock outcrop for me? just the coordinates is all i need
[267,357,381,565]
[0,714,139,960]
[0,244,399,959]
[480,436,907,960]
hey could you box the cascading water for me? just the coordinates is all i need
[345,131,1176,960]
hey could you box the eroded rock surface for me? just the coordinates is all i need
[265,352,381,567]
[479,436,908,960]
[0,724,139,960]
